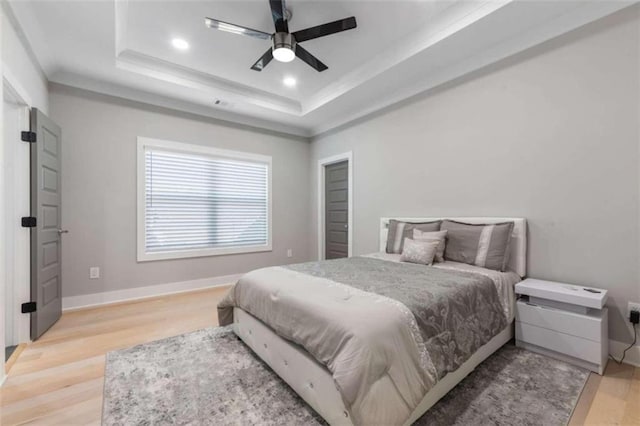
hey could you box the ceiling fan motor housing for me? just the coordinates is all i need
[273,32,296,52]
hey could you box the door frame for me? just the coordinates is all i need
[3,65,33,348]
[317,152,353,260]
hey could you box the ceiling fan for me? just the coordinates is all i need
[205,0,357,72]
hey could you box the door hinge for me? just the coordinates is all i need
[21,302,37,313]
[21,217,37,227]
[21,131,36,143]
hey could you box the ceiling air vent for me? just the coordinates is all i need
[213,99,231,108]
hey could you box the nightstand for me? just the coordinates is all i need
[515,278,608,375]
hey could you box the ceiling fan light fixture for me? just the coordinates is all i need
[273,47,295,62]
[272,32,295,62]
[205,2,357,72]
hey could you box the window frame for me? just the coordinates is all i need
[136,137,273,262]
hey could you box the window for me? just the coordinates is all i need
[137,137,272,261]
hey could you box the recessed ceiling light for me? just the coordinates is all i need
[171,38,190,50]
[283,76,297,87]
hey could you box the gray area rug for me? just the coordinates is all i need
[103,326,589,426]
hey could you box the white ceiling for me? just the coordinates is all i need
[126,1,448,101]
[7,0,635,137]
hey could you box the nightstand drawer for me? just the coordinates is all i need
[515,322,601,364]
[515,300,604,342]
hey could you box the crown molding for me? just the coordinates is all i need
[114,0,302,115]
[112,0,510,119]
[49,73,311,138]
[116,49,302,115]
[8,0,636,138]
[308,0,636,137]
[300,0,510,115]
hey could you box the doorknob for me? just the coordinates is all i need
[57,229,69,234]
[344,224,348,229]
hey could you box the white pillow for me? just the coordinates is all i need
[413,229,448,263]
[400,238,440,265]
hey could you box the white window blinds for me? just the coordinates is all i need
[141,142,270,260]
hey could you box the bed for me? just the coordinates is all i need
[218,217,527,425]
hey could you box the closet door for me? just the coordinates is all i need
[324,161,349,259]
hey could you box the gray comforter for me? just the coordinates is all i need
[218,257,508,425]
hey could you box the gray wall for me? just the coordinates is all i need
[50,84,311,298]
[310,8,640,343]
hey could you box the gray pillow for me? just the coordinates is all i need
[400,238,440,265]
[413,229,447,263]
[386,219,442,253]
[441,220,514,271]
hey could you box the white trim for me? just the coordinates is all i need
[317,152,353,260]
[114,0,128,57]
[114,1,301,116]
[308,1,633,136]
[2,64,33,107]
[302,1,507,117]
[609,339,640,368]
[116,50,301,115]
[2,68,32,350]
[136,137,273,262]
[49,78,311,138]
[62,273,240,312]
[1,38,5,385]
[7,0,629,136]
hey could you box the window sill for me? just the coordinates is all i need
[137,244,273,262]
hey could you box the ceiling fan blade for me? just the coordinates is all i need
[205,17,271,40]
[292,17,357,43]
[268,0,289,33]
[295,45,328,72]
[251,48,274,71]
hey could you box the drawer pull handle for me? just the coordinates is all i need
[526,302,552,311]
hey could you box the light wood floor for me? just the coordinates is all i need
[1,287,638,425]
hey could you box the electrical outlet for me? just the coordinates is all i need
[89,267,100,279]
[628,302,640,320]
[287,249,293,258]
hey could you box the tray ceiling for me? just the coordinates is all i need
[7,0,634,136]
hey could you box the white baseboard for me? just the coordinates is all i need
[61,274,241,311]
[609,339,640,367]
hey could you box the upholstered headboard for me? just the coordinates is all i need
[379,217,527,277]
